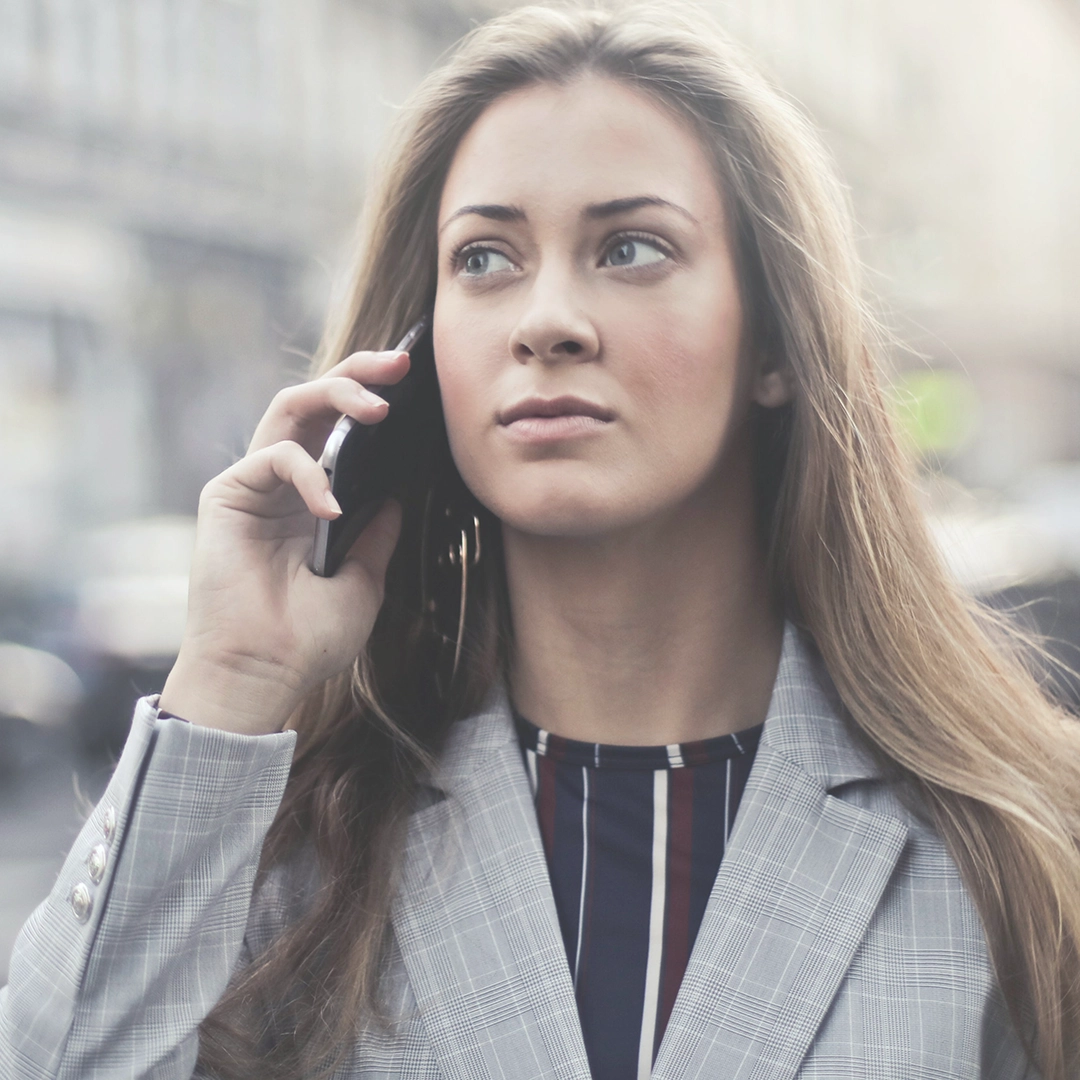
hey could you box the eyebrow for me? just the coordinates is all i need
[437,195,699,236]
[585,196,699,225]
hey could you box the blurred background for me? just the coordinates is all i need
[0,0,1078,978]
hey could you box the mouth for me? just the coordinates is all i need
[498,395,615,426]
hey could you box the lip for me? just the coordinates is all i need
[498,395,615,426]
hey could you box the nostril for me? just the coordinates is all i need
[559,340,583,355]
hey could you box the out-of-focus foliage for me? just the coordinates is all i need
[891,369,980,457]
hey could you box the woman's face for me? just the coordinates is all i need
[434,76,772,537]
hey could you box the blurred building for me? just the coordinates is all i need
[3,0,1078,990]
[0,0,465,619]
[0,0,1078,647]
[713,0,1080,489]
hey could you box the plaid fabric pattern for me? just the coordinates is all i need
[1,626,1039,1078]
[0,702,295,1079]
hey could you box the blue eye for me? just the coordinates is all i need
[459,248,513,276]
[604,238,668,268]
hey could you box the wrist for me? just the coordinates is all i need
[160,650,305,735]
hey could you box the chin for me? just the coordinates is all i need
[480,481,653,539]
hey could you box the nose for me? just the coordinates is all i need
[509,275,599,366]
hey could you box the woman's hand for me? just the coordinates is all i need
[158,349,411,735]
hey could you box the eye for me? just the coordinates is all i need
[603,236,669,269]
[456,246,514,277]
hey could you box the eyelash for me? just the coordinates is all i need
[449,230,675,273]
[447,240,493,272]
[601,231,675,266]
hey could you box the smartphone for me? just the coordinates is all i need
[310,316,436,576]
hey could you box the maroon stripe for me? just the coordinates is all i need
[679,741,711,768]
[658,767,694,1040]
[538,755,557,859]
[547,731,570,761]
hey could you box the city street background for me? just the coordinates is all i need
[1,0,1079,982]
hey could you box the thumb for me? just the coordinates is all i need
[339,498,403,585]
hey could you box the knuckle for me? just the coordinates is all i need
[271,439,304,465]
[198,473,231,512]
[334,353,376,378]
[283,440,317,472]
[271,384,308,414]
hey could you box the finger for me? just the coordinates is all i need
[222,440,341,520]
[248,377,390,456]
[337,498,403,586]
[321,349,411,386]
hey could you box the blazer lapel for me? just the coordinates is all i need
[392,686,592,1080]
[653,625,909,1080]
[393,626,907,1080]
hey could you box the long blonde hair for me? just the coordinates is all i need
[199,5,1080,1077]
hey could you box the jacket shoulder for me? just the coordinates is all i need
[810,777,1038,1079]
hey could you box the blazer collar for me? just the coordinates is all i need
[395,621,905,1080]
[426,680,518,798]
[394,683,591,1080]
[655,623,907,1080]
[429,620,884,797]
[759,621,885,789]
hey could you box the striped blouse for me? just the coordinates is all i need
[515,711,762,1080]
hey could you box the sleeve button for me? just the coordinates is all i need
[71,883,93,923]
[102,806,117,843]
[87,844,107,885]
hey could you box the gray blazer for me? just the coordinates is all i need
[0,626,1037,1078]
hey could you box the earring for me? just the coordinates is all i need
[420,487,483,685]
[446,512,482,677]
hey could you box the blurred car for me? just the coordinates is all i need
[71,516,194,755]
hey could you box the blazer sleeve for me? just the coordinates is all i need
[0,695,296,1080]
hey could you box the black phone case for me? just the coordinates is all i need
[317,325,441,576]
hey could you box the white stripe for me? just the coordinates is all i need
[724,758,732,839]
[525,748,538,798]
[637,769,668,1080]
[538,729,548,756]
[666,743,683,768]
[731,731,744,754]
[573,766,589,987]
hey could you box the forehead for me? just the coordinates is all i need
[438,76,725,230]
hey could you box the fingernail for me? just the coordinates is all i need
[325,492,342,516]
[363,389,388,408]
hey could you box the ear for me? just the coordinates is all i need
[752,364,794,409]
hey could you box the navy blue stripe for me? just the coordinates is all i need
[688,759,732,939]
[576,766,654,1080]
[548,762,586,978]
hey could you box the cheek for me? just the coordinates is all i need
[614,266,745,418]
[618,326,745,433]
[432,323,492,469]
[433,316,471,412]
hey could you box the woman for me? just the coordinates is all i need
[3,4,1079,1078]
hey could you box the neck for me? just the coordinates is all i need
[504,459,783,746]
